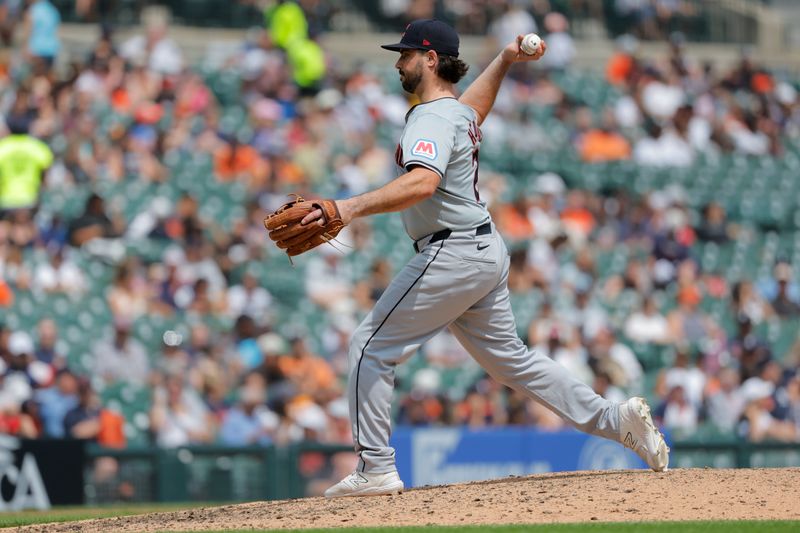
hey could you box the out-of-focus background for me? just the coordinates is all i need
[1,0,800,509]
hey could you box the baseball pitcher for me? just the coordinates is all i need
[287,19,669,498]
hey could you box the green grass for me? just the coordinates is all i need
[0,502,212,528]
[155,524,799,533]
[2,507,796,532]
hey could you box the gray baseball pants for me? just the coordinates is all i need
[348,224,620,473]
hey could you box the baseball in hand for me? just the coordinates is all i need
[520,33,542,55]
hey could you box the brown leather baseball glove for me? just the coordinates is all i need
[263,195,346,257]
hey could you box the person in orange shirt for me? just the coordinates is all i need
[0,278,13,306]
[560,190,596,240]
[606,35,639,86]
[278,337,337,400]
[214,137,270,189]
[494,196,534,241]
[578,125,631,162]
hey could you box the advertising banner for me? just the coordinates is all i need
[0,436,85,510]
[392,427,647,488]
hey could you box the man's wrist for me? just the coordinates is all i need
[338,197,357,224]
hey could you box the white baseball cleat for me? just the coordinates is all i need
[324,470,404,498]
[619,397,670,472]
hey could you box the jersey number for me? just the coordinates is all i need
[471,148,480,202]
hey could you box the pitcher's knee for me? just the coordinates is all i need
[348,323,371,367]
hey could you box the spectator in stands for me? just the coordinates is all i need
[576,109,632,162]
[170,233,227,298]
[552,327,594,386]
[592,371,627,404]
[588,327,643,394]
[0,244,30,292]
[288,399,330,442]
[0,278,12,307]
[18,399,43,438]
[606,34,639,86]
[119,10,184,75]
[34,318,65,368]
[35,368,79,438]
[214,136,270,187]
[232,314,263,372]
[1,207,39,248]
[656,347,706,408]
[788,375,800,435]
[495,195,535,242]
[184,278,227,316]
[453,378,507,429]
[397,368,444,427]
[0,0,22,46]
[93,318,150,386]
[731,280,772,325]
[155,329,192,377]
[667,285,712,345]
[22,0,61,69]
[695,202,730,244]
[732,317,773,383]
[63,378,126,447]
[278,337,337,402]
[219,378,278,446]
[705,367,744,433]
[32,247,87,296]
[150,374,214,447]
[633,119,694,167]
[324,397,353,444]
[540,12,575,71]
[304,245,354,312]
[729,112,770,156]
[227,270,273,326]
[738,377,798,442]
[353,258,392,312]
[0,333,37,419]
[655,385,698,436]
[67,193,124,247]
[771,263,800,317]
[641,71,686,123]
[625,295,670,344]
[0,120,53,212]
[560,190,596,246]
[567,285,608,341]
[488,1,537,51]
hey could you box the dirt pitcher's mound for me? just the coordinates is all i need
[16,468,800,532]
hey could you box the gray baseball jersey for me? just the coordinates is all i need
[347,95,620,476]
[396,98,490,241]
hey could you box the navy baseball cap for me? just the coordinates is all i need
[381,19,460,58]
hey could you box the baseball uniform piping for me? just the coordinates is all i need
[354,238,447,471]
[404,160,444,178]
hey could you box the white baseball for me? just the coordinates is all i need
[520,33,542,55]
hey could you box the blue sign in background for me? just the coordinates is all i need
[391,427,649,487]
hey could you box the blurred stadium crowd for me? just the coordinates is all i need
[1,0,800,454]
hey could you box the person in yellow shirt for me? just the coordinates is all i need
[0,122,53,212]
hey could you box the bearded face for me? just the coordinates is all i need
[400,60,423,93]
[396,51,426,94]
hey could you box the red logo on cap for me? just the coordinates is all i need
[422,39,431,46]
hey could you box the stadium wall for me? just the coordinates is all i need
[4,432,800,510]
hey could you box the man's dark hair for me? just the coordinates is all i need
[436,54,469,84]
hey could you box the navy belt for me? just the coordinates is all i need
[413,222,491,253]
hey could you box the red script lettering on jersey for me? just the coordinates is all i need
[467,120,483,145]
[468,120,482,201]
